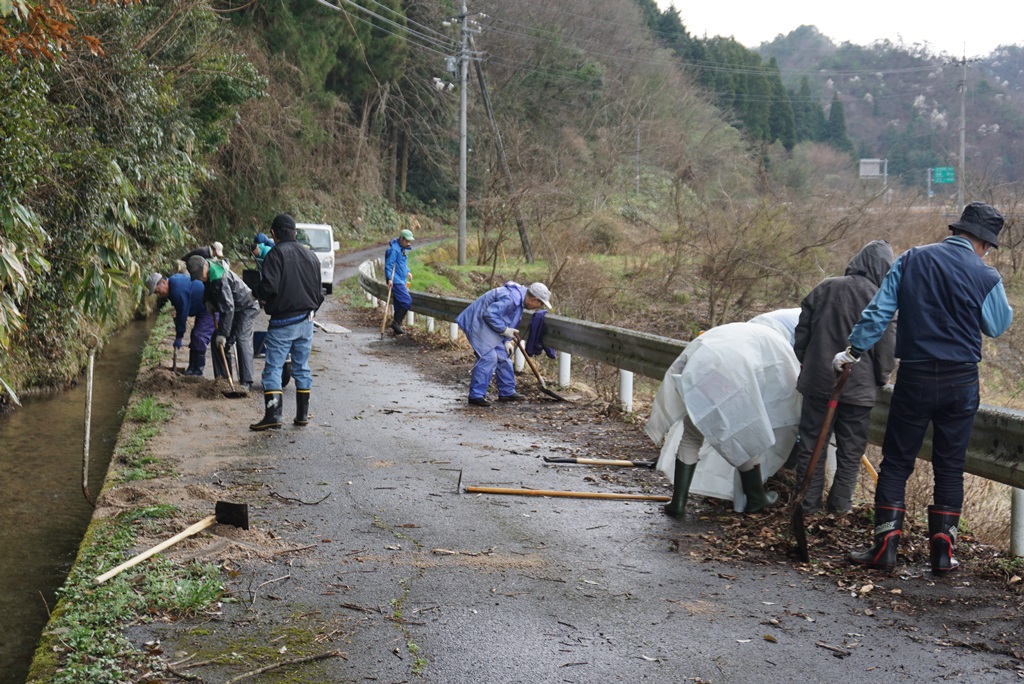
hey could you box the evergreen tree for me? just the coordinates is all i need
[767,58,795,150]
[825,92,853,153]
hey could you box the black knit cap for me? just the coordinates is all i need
[949,202,1004,249]
[271,213,296,237]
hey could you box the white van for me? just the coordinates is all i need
[295,223,340,294]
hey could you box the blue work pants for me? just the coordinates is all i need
[262,318,313,392]
[469,345,516,399]
[876,361,979,509]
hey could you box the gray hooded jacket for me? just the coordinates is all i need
[794,240,897,406]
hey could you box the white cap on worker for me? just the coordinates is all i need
[212,241,224,258]
[527,282,553,309]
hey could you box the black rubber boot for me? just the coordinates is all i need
[849,503,905,571]
[294,390,312,426]
[664,460,697,518]
[184,350,205,376]
[391,307,407,335]
[928,505,961,575]
[739,464,778,513]
[249,391,283,431]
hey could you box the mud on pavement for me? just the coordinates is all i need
[41,291,1024,683]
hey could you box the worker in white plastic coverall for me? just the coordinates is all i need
[645,309,802,516]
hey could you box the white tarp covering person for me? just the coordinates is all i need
[645,309,802,515]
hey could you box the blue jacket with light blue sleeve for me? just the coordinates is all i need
[848,236,1012,362]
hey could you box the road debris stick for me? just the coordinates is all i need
[792,365,851,563]
[380,262,398,340]
[457,469,669,502]
[218,342,249,398]
[516,337,570,402]
[543,455,656,468]
[94,501,249,585]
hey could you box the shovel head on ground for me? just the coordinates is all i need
[94,501,249,584]
[517,339,571,402]
[791,366,851,563]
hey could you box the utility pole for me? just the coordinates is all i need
[457,0,469,266]
[953,52,975,209]
[469,35,533,263]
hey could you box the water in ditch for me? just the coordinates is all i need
[0,318,152,683]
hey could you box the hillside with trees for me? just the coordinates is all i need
[1,0,1023,408]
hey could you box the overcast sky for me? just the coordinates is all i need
[655,0,1021,58]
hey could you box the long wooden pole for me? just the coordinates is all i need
[464,485,669,502]
[94,515,216,585]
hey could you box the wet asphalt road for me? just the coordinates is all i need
[143,246,1020,683]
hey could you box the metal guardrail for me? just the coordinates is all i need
[359,260,1024,490]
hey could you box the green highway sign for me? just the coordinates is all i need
[933,167,955,183]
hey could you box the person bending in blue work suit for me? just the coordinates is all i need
[147,271,215,376]
[384,227,415,335]
[455,281,553,407]
[835,202,1013,575]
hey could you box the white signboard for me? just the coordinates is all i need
[859,159,887,178]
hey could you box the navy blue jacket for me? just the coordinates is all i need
[850,236,1012,362]
[167,273,206,340]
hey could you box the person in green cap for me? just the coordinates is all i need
[384,224,416,335]
[187,254,259,389]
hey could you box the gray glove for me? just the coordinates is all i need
[216,335,227,349]
[502,327,517,338]
[504,339,516,356]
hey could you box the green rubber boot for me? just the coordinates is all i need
[739,464,778,513]
[664,460,697,518]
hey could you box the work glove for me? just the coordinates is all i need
[504,339,516,356]
[216,335,227,349]
[173,337,183,350]
[502,327,517,339]
[832,347,861,373]
[227,336,236,348]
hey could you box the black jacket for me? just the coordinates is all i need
[255,237,324,320]
[794,240,897,406]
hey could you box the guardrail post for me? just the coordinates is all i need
[1012,489,1024,557]
[406,311,415,328]
[514,347,525,372]
[449,323,459,342]
[619,369,634,413]
[426,316,435,333]
[558,352,571,389]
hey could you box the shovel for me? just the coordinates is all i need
[171,347,178,373]
[218,343,249,399]
[543,455,656,468]
[457,470,668,502]
[380,262,397,340]
[94,501,249,584]
[792,365,851,563]
[516,338,570,402]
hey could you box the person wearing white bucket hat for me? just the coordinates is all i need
[456,281,553,407]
